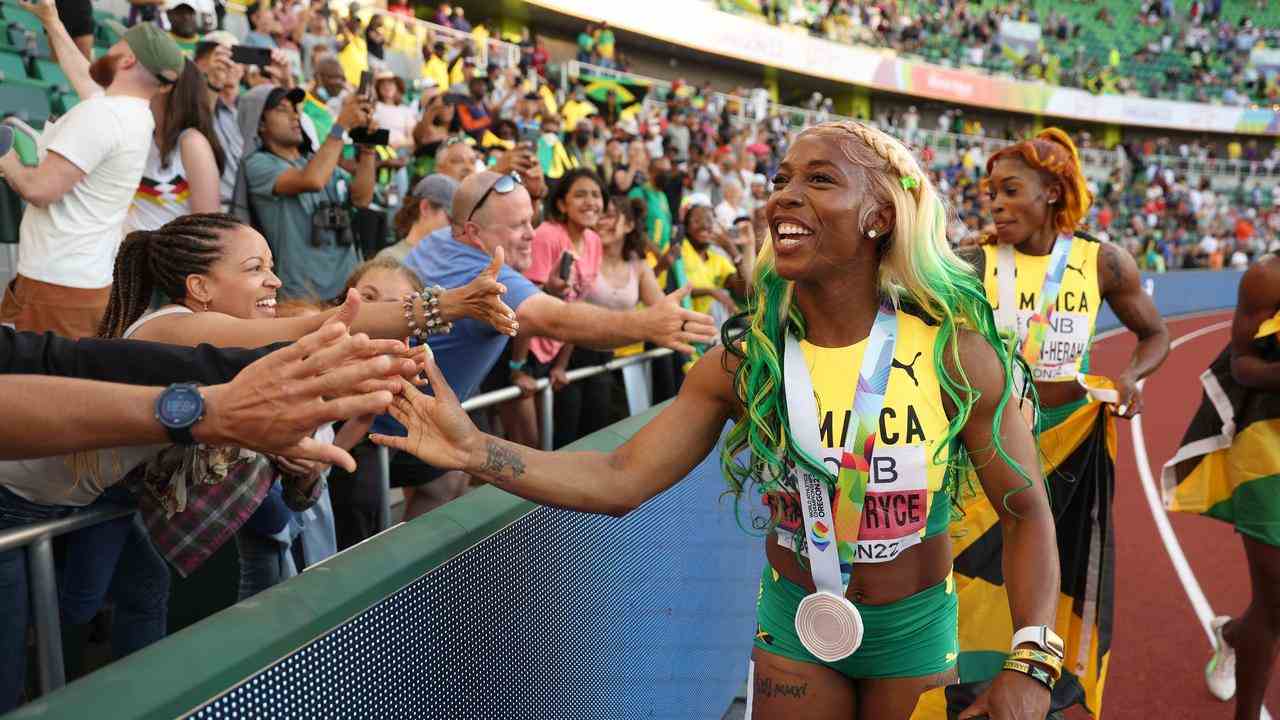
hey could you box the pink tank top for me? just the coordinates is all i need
[583,260,641,311]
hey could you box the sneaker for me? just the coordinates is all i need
[1206,615,1236,701]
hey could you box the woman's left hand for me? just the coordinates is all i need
[1110,371,1143,418]
[958,669,1051,720]
[439,247,518,336]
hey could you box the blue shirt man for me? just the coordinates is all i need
[404,226,540,402]
[390,170,714,434]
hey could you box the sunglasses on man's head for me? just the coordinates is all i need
[467,172,524,223]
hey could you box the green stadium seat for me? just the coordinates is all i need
[6,25,49,58]
[0,78,51,125]
[95,20,120,48]
[0,48,24,80]
[31,57,67,89]
[51,89,77,114]
[4,7,39,33]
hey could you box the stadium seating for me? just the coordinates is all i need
[725,0,1280,104]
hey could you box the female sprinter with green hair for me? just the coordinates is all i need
[373,122,1061,719]
[949,128,1169,717]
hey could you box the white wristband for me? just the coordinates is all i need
[1011,625,1065,660]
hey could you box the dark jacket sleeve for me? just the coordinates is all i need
[0,326,288,385]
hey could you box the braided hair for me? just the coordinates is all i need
[98,213,247,338]
[720,121,1035,538]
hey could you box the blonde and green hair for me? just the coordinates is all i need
[720,121,1033,528]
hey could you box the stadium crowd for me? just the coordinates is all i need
[726,0,1280,105]
[0,0,1275,711]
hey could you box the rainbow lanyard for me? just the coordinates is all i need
[998,235,1075,366]
[783,302,898,589]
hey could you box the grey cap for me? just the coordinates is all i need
[411,174,459,217]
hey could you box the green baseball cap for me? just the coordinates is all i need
[101,20,185,84]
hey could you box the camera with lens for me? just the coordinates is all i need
[311,202,354,247]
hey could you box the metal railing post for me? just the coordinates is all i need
[28,536,65,694]
[539,384,555,452]
[376,445,392,531]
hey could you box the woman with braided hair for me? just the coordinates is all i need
[948,128,1170,717]
[374,122,1061,719]
[98,213,517,343]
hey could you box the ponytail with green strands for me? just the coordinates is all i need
[719,121,1038,539]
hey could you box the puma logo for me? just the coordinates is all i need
[1065,261,1086,279]
[892,352,922,387]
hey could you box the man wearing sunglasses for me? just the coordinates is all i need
[403,170,716,407]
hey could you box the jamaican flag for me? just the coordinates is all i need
[1163,311,1280,546]
[945,390,1118,718]
[578,73,649,119]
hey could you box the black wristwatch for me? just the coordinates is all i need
[155,383,206,445]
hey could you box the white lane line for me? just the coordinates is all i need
[1126,317,1271,718]
[1131,319,1230,645]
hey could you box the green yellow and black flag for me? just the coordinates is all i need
[578,73,650,118]
[1163,311,1280,545]
[943,393,1118,718]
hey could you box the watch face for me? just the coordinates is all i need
[158,385,203,428]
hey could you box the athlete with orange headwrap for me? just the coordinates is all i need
[944,129,1170,719]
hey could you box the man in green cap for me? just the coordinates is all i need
[0,0,185,339]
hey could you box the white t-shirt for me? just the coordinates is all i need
[17,93,155,289]
[373,102,418,148]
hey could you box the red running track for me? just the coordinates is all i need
[1089,311,1278,719]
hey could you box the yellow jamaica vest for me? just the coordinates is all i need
[982,236,1103,382]
[768,310,952,564]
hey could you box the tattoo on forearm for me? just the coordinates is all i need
[480,440,526,483]
[753,677,808,700]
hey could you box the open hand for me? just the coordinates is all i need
[642,286,717,355]
[199,321,418,471]
[369,367,478,472]
[438,245,518,335]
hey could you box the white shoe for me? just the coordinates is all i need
[1206,615,1236,701]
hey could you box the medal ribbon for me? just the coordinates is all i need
[997,235,1075,366]
[782,301,898,590]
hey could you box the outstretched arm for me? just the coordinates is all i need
[1099,241,1169,417]
[17,0,95,99]
[0,323,412,468]
[516,285,715,355]
[131,268,515,349]
[1230,256,1280,391]
[953,330,1057,720]
[371,347,738,516]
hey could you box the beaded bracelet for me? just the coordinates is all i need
[1008,648,1064,681]
[401,286,453,340]
[1002,659,1056,691]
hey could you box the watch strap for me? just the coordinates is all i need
[1011,625,1066,660]
[156,383,204,446]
